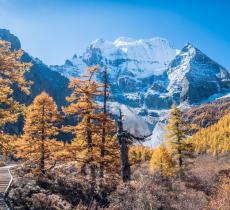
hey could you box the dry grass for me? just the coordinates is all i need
[108,154,230,210]
[7,154,230,210]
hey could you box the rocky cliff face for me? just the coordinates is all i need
[167,43,230,104]
[51,38,230,109]
[0,29,21,50]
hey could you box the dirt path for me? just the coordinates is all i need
[0,165,16,210]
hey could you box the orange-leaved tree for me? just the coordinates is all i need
[191,111,230,158]
[97,66,119,179]
[16,92,61,175]
[62,65,119,183]
[150,145,175,178]
[62,65,102,182]
[165,105,194,170]
[0,40,31,158]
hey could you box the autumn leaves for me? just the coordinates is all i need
[17,92,62,175]
[0,40,31,159]
[16,64,119,182]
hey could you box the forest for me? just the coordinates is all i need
[0,39,230,210]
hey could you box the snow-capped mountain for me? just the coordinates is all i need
[51,37,230,147]
[51,37,178,79]
[2,28,229,146]
[167,43,230,104]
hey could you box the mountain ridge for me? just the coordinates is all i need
[51,36,230,108]
[51,36,230,146]
[1,29,230,146]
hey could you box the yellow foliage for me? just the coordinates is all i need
[129,145,153,164]
[0,133,17,159]
[0,40,31,157]
[16,92,61,175]
[165,105,194,168]
[62,66,119,178]
[190,111,230,157]
[0,40,31,127]
[150,145,175,178]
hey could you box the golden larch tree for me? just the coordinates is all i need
[17,92,61,175]
[165,105,193,169]
[97,67,119,179]
[191,111,230,158]
[0,40,31,157]
[62,65,102,182]
[62,65,119,182]
[150,145,175,178]
[129,145,153,164]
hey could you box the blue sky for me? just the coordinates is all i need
[0,0,229,68]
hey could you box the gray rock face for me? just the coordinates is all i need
[145,93,172,110]
[167,44,230,104]
[50,38,230,141]
[51,39,230,112]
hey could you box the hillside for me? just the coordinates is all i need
[0,29,70,109]
[184,96,230,127]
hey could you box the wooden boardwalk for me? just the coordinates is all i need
[0,165,15,210]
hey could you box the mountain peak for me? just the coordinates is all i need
[57,36,179,78]
[183,42,196,51]
[179,42,197,58]
[91,38,107,48]
[113,37,136,46]
[185,42,194,47]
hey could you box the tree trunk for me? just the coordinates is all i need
[160,157,163,180]
[178,148,183,168]
[100,67,107,179]
[117,109,131,182]
[119,137,130,182]
[40,104,45,175]
[40,141,45,174]
[86,116,96,183]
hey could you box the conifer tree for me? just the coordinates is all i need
[191,111,230,157]
[165,105,193,169]
[0,132,15,160]
[117,109,131,182]
[62,65,102,182]
[150,145,175,178]
[99,67,108,179]
[63,65,119,182]
[98,66,119,179]
[0,40,31,157]
[129,145,153,164]
[17,92,61,175]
